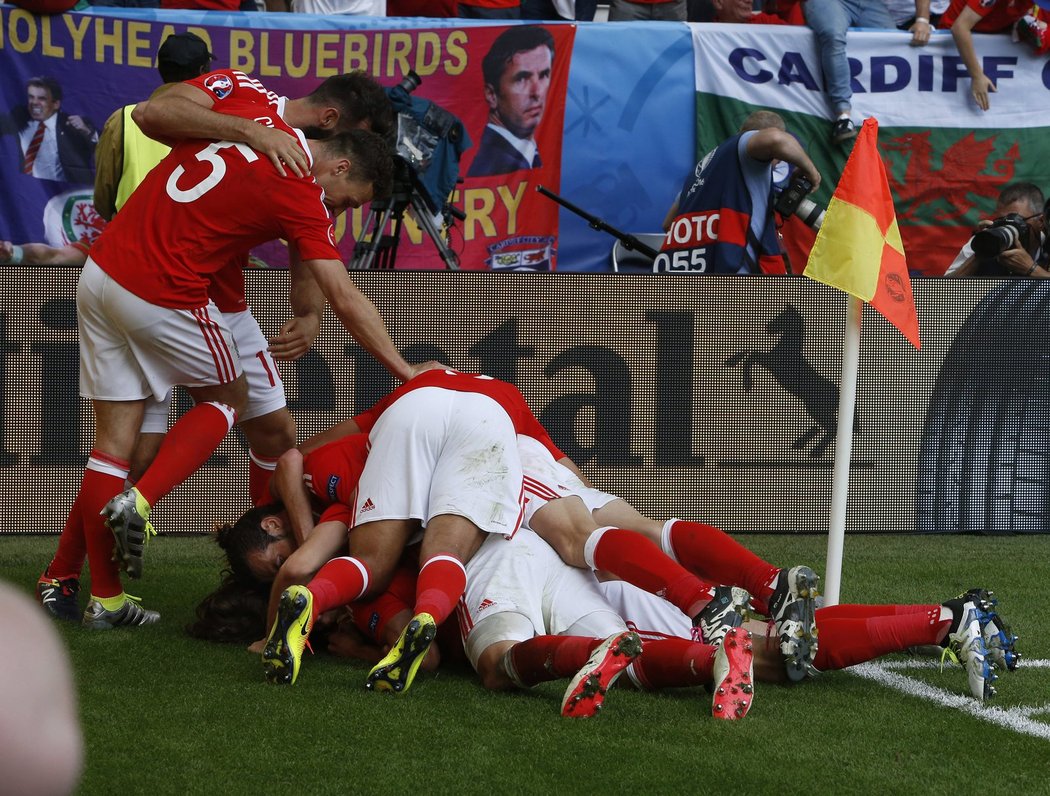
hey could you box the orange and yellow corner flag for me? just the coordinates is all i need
[804,118,920,350]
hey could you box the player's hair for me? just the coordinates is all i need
[214,502,284,587]
[738,110,786,134]
[27,76,62,102]
[186,572,268,644]
[481,26,555,90]
[323,129,395,201]
[998,182,1045,216]
[306,71,396,139]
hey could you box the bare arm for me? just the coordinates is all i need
[745,129,822,193]
[909,0,932,45]
[951,7,995,111]
[662,196,680,232]
[268,246,324,362]
[258,519,349,646]
[270,450,317,546]
[303,258,445,383]
[131,82,308,177]
[300,418,364,456]
[0,241,87,266]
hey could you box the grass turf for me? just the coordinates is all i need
[2,533,1048,795]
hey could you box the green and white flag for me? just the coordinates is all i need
[690,24,1049,275]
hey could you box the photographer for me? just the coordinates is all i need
[944,183,1046,277]
[658,110,822,274]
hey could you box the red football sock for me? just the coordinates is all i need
[813,605,950,671]
[350,575,414,642]
[629,638,717,690]
[248,450,280,507]
[816,603,933,620]
[414,555,467,625]
[588,527,714,617]
[505,635,599,687]
[134,401,235,505]
[308,557,370,621]
[666,519,780,606]
[79,450,130,599]
[47,493,87,579]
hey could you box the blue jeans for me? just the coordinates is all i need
[802,0,895,113]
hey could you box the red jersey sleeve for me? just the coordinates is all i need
[319,502,353,526]
[302,434,369,507]
[187,69,283,111]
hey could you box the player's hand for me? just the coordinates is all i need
[998,245,1035,276]
[245,125,308,178]
[406,361,453,381]
[269,315,320,361]
[247,638,266,654]
[971,74,996,112]
[909,19,931,46]
[0,241,12,264]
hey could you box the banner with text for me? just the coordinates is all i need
[691,24,1050,275]
[0,9,574,270]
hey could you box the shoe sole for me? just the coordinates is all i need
[366,615,437,695]
[712,627,755,720]
[561,631,643,718]
[262,588,313,686]
[779,567,820,682]
[104,499,151,580]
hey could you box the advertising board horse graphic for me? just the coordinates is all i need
[725,305,856,458]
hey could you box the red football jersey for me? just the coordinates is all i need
[939,0,1028,31]
[188,69,284,114]
[353,371,565,460]
[90,102,340,309]
[302,433,370,509]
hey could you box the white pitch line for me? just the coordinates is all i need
[848,662,1050,742]
[875,659,1050,670]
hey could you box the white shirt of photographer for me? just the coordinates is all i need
[292,0,385,13]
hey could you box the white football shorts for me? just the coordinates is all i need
[139,308,285,433]
[77,258,242,402]
[459,529,627,669]
[352,387,524,536]
[517,434,618,528]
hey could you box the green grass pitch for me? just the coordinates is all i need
[2,533,1048,795]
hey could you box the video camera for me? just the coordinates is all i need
[774,172,825,231]
[384,70,468,216]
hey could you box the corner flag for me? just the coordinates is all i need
[804,118,920,349]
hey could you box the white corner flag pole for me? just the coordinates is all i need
[824,294,864,607]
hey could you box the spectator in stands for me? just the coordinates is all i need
[657,110,822,274]
[520,0,596,21]
[885,0,946,43]
[802,0,897,145]
[711,0,801,24]
[609,0,685,22]
[944,182,1047,277]
[938,0,1037,111]
[468,26,553,177]
[0,76,97,184]
[458,0,520,19]
[263,0,385,12]
[94,32,213,222]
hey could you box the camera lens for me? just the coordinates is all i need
[398,70,422,94]
[972,225,1018,258]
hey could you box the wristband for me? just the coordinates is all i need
[1027,262,1037,277]
[914,16,929,23]
[8,245,23,265]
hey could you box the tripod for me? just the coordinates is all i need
[350,160,460,271]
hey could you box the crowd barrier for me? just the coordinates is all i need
[2,266,1047,535]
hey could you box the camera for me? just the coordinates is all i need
[774,173,826,231]
[971,212,1031,259]
[397,70,422,95]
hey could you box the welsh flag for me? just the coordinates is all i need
[689,24,1048,276]
[804,118,920,349]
